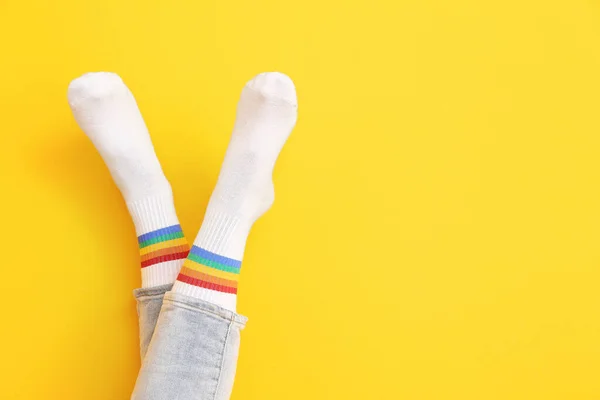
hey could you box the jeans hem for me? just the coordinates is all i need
[133,283,174,299]
[163,291,248,326]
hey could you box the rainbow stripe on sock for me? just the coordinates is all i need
[176,246,241,294]
[138,225,190,268]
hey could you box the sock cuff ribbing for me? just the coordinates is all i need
[127,192,180,236]
[192,205,252,260]
[142,261,184,288]
[171,208,248,311]
[127,193,190,288]
[171,280,237,311]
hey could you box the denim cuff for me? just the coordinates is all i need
[163,291,248,327]
[133,283,174,300]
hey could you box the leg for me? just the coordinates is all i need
[132,72,297,399]
[68,73,189,359]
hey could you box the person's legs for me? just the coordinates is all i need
[68,73,188,358]
[132,72,297,399]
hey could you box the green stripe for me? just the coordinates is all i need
[139,231,185,248]
[188,253,241,274]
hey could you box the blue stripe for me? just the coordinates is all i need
[138,225,183,243]
[189,246,241,268]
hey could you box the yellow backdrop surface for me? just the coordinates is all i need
[1,0,600,399]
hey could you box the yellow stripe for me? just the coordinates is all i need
[180,267,239,288]
[139,237,189,256]
[183,259,240,281]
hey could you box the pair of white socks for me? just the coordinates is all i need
[68,72,297,313]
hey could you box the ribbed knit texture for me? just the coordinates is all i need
[129,195,190,287]
[173,207,249,309]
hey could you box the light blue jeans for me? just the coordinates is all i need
[131,284,247,400]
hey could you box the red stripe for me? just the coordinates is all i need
[176,272,238,294]
[141,251,189,268]
[140,245,190,262]
[179,267,238,289]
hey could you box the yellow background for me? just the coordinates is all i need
[0,0,599,398]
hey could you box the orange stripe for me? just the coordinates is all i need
[176,273,238,294]
[180,266,238,289]
[140,245,190,262]
[141,252,189,268]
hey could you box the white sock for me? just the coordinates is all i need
[68,72,189,288]
[172,72,298,312]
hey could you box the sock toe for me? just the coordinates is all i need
[246,72,297,106]
[67,72,126,106]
